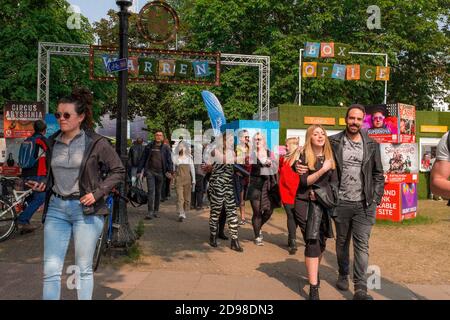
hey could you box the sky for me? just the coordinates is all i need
[67,0,144,24]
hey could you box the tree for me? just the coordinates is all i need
[0,0,115,116]
[181,0,449,110]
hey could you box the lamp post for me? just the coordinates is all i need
[114,0,135,247]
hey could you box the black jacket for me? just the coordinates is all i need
[128,143,144,167]
[329,130,385,209]
[42,130,126,222]
[138,141,173,174]
[297,154,339,240]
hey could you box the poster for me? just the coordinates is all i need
[419,138,441,172]
[3,101,44,138]
[376,183,401,221]
[0,138,6,163]
[380,143,418,174]
[376,183,417,222]
[398,103,416,143]
[380,143,419,183]
[401,183,417,220]
[363,104,398,143]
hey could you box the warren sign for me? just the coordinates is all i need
[90,45,221,86]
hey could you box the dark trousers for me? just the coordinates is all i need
[191,175,205,208]
[250,200,273,238]
[334,200,376,290]
[162,176,171,200]
[146,170,164,213]
[284,204,298,241]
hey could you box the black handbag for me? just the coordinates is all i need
[128,178,147,206]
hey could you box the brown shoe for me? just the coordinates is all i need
[18,223,38,234]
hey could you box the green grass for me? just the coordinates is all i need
[123,242,142,263]
[134,220,145,239]
[375,214,434,227]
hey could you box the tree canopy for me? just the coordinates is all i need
[0,0,114,117]
[1,0,448,135]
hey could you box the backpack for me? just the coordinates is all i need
[18,136,43,169]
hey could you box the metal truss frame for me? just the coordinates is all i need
[37,42,271,120]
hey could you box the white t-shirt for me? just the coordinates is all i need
[436,132,450,162]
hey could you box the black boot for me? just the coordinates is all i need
[288,238,297,255]
[218,232,229,240]
[309,284,320,300]
[230,239,243,252]
[209,234,218,247]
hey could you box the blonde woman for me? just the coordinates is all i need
[294,125,338,300]
[278,137,302,254]
[246,132,278,246]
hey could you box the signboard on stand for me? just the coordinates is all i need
[364,103,416,144]
[376,182,417,222]
[3,101,44,138]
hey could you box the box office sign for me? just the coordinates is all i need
[3,101,44,138]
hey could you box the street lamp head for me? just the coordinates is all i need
[116,0,133,8]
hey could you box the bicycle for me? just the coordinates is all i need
[0,176,34,242]
[93,188,129,272]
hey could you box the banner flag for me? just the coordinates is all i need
[201,91,227,135]
[304,42,320,58]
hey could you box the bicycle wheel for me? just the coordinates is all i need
[0,196,17,242]
[93,214,109,272]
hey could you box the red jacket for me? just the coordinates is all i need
[278,156,300,205]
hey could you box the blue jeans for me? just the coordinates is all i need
[18,176,46,224]
[43,195,104,300]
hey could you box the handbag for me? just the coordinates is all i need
[128,178,148,206]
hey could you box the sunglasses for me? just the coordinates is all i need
[373,116,385,121]
[54,112,76,120]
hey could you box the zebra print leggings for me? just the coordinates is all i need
[208,184,239,240]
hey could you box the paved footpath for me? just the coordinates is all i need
[0,197,449,300]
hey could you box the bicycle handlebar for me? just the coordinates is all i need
[110,187,129,203]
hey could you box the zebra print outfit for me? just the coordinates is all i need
[208,164,239,240]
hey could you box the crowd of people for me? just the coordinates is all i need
[18,88,450,301]
[122,104,385,300]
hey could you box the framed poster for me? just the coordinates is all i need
[363,104,399,143]
[419,137,441,172]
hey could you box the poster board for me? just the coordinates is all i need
[379,143,419,183]
[3,101,44,138]
[376,182,417,222]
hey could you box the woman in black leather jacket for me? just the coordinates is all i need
[294,125,338,300]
